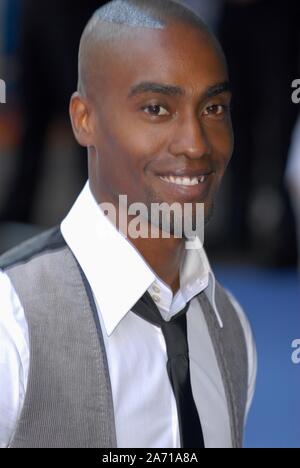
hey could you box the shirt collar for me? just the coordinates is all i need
[61,182,223,336]
[149,244,223,328]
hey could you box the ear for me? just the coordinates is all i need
[69,92,94,147]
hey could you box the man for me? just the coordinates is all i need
[0,0,256,448]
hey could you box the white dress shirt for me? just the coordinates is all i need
[0,182,257,448]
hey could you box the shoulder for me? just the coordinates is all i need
[223,287,257,417]
[214,281,256,355]
[0,226,64,271]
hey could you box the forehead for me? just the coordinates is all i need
[92,22,227,98]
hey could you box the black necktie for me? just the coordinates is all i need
[131,291,205,449]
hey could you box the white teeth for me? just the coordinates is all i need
[159,176,199,186]
[199,176,206,183]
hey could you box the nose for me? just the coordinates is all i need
[168,114,212,160]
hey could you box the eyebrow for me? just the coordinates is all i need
[128,82,184,98]
[205,81,231,99]
[128,80,231,100]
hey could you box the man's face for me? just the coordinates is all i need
[86,22,233,228]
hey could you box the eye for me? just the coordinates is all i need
[203,104,228,118]
[143,104,170,116]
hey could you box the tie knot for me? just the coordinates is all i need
[131,291,190,327]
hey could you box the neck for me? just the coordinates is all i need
[89,181,186,295]
[129,233,185,295]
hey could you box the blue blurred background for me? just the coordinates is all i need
[216,267,300,448]
[0,0,299,448]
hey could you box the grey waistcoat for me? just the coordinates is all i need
[0,227,248,448]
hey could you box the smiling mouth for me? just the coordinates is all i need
[158,174,210,186]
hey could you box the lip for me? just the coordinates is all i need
[155,172,214,201]
[156,169,214,178]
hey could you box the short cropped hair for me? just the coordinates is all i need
[78,0,211,94]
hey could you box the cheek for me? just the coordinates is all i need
[106,124,166,176]
[95,129,159,197]
[119,118,167,151]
